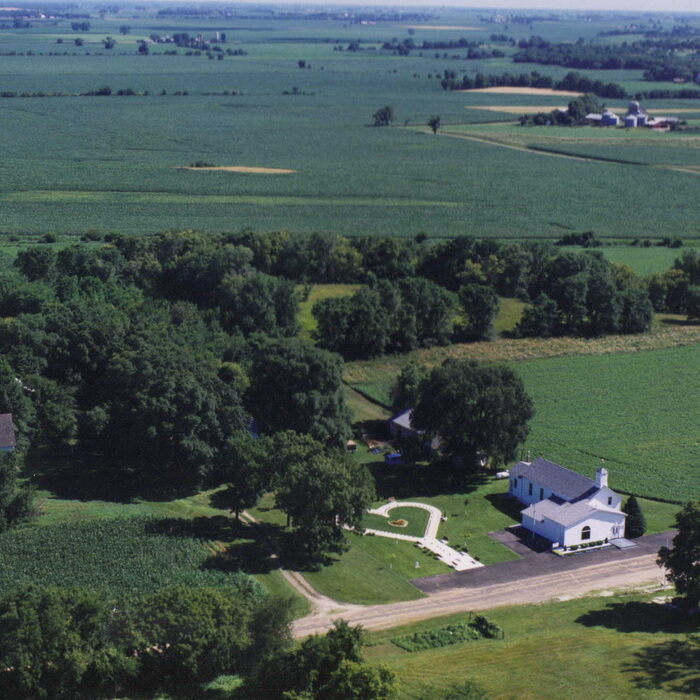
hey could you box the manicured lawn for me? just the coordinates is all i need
[255,569,310,619]
[410,480,521,565]
[304,532,449,605]
[364,592,698,699]
[363,506,431,539]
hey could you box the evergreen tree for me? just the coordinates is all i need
[623,495,646,538]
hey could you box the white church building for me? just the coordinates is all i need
[509,458,626,550]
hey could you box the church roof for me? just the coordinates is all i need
[511,457,596,501]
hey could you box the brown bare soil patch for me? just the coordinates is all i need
[401,24,480,31]
[469,105,566,114]
[179,166,296,174]
[461,87,583,96]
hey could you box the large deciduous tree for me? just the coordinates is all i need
[456,283,499,341]
[657,501,700,611]
[411,360,533,469]
[253,620,395,700]
[276,447,375,562]
[246,338,351,445]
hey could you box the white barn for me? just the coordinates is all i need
[509,458,626,550]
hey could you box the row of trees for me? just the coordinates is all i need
[0,584,410,700]
[440,70,628,99]
[513,36,700,83]
[313,278,497,360]
[519,93,604,127]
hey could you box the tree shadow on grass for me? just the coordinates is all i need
[485,491,524,521]
[145,516,283,576]
[575,601,697,634]
[25,448,205,503]
[625,635,700,695]
[659,317,699,327]
[25,449,143,503]
[368,462,489,500]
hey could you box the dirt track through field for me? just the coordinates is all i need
[434,128,700,175]
[292,553,666,637]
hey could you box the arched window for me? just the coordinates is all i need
[581,525,591,540]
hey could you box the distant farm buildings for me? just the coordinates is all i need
[586,101,678,130]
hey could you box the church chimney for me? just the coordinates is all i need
[596,467,608,489]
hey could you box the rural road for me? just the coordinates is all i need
[292,552,666,638]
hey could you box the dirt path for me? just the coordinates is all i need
[434,128,700,176]
[292,553,665,638]
[240,510,362,617]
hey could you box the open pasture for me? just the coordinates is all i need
[0,10,700,238]
[366,593,699,699]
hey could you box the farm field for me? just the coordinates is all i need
[20,484,311,616]
[345,341,700,503]
[0,516,257,597]
[364,592,699,699]
[1,10,700,238]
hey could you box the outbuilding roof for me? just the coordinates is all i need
[511,457,596,501]
[0,413,16,449]
[389,409,413,431]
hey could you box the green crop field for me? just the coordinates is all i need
[0,516,257,597]
[518,344,700,503]
[0,9,699,239]
[365,592,699,699]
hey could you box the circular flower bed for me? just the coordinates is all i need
[389,519,408,528]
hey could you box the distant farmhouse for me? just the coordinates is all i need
[509,458,626,551]
[388,409,440,452]
[586,100,678,130]
[0,413,16,452]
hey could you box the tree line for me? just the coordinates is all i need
[0,584,414,700]
[440,70,628,99]
[513,35,700,83]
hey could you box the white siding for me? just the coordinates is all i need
[561,512,625,547]
[509,476,554,506]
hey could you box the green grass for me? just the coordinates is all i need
[409,480,521,565]
[304,532,449,605]
[362,506,431,538]
[593,246,694,275]
[255,569,310,619]
[493,296,525,335]
[364,592,699,699]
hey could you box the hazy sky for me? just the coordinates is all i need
[222,0,699,13]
